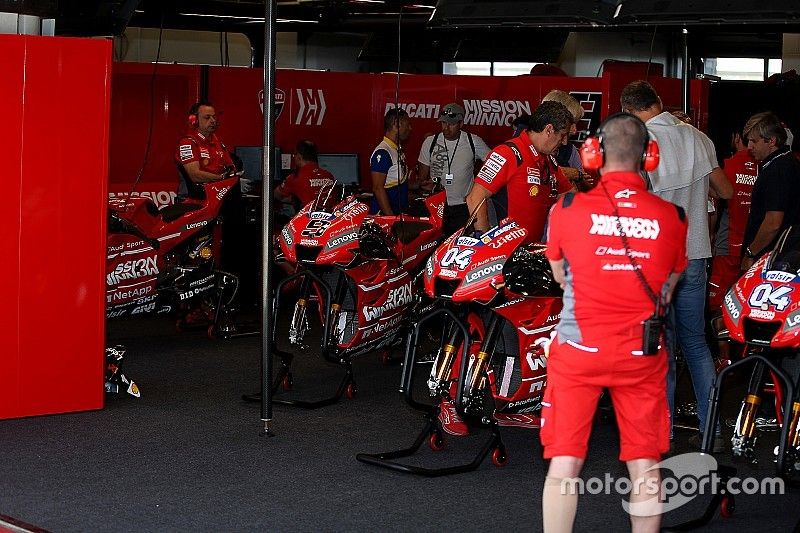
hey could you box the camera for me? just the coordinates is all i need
[641,314,664,356]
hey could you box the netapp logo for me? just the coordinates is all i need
[589,214,660,240]
[463,100,532,126]
[735,173,757,186]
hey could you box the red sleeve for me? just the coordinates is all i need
[544,200,565,261]
[475,145,516,194]
[176,137,199,165]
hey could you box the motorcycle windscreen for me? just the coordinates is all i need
[308,182,346,214]
[766,225,800,275]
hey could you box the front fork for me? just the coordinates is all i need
[327,274,348,347]
[428,324,461,397]
[732,360,766,460]
[462,315,502,416]
[288,276,312,345]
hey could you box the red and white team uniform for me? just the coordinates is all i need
[542,171,688,461]
[475,132,572,243]
[175,129,233,199]
[277,163,336,207]
[708,150,758,309]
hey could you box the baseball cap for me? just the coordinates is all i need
[438,103,465,124]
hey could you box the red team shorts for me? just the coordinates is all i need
[540,333,670,462]
[708,255,742,311]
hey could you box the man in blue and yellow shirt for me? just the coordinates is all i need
[370,108,412,215]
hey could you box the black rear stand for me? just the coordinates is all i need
[356,308,507,476]
[244,270,357,409]
[665,354,796,530]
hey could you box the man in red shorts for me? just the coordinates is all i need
[275,139,336,208]
[175,101,234,200]
[465,100,575,243]
[541,113,688,532]
[708,128,758,311]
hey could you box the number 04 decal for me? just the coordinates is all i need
[440,247,475,270]
[748,283,792,312]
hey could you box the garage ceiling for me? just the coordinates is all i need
[2,1,799,62]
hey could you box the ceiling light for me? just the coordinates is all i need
[179,13,266,22]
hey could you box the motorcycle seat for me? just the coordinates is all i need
[392,220,433,245]
[159,203,203,223]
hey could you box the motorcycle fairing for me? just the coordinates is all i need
[424,218,528,304]
[723,226,800,348]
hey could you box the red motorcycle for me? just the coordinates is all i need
[357,214,563,475]
[272,185,446,407]
[715,226,800,475]
[106,177,240,338]
[675,226,800,527]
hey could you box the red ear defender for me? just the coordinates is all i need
[642,139,660,172]
[580,136,604,171]
[188,114,198,127]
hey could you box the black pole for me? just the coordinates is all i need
[681,27,690,113]
[260,0,277,436]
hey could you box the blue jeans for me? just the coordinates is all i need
[666,258,717,435]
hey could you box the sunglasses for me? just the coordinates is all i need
[440,111,463,119]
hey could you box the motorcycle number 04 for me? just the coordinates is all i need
[748,283,793,312]
[440,247,475,271]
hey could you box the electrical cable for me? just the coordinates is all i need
[645,26,657,81]
[128,9,165,200]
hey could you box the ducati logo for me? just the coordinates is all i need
[259,88,285,120]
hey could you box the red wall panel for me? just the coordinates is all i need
[109,63,200,193]
[110,64,707,194]
[1,35,111,419]
[0,37,26,418]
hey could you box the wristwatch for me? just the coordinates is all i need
[745,247,757,259]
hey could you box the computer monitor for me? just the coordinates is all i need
[317,153,360,187]
[234,146,283,182]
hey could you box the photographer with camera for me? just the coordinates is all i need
[541,113,687,533]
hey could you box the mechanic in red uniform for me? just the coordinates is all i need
[435,100,575,438]
[465,101,575,243]
[541,113,688,533]
[708,128,758,310]
[274,139,336,208]
[175,101,234,200]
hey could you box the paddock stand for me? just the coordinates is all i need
[243,268,362,408]
[665,354,797,530]
[356,308,508,477]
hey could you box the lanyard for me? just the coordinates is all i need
[443,133,462,174]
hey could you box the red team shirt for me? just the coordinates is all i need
[176,129,233,174]
[722,149,758,255]
[545,171,688,340]
[277,163,336,206]
[542,171,688,461]
[475,132,571,243]
[708,149,758,309]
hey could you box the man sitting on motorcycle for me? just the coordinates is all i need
[274,139,336,210]
[175,100,235,201]
[465,101,575,243]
